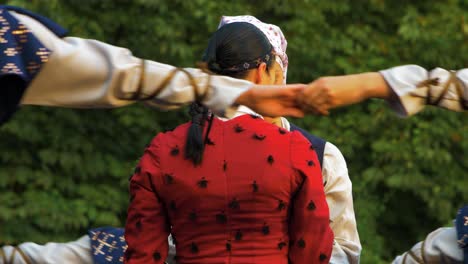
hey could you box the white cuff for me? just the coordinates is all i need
[381,65,467,117]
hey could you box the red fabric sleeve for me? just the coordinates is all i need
[288,132,334,264]
[124,136,170,264]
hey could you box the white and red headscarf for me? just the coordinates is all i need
[218,15,289,83]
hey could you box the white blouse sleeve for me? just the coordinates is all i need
[322,142,361,264]
[0,235,92,264]
[12,11,251,115]
[380,64,467,117]
[392,227,463,264]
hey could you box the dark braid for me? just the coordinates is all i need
[185,102,211,165]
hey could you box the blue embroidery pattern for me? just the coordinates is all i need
[88,227,127,264]
[0,7,50,82]
[0,6,67,124]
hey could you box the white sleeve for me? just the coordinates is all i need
[322,142,361,264]
[380,64,467,117]
[12,12,252,115]
[0,235,93,264]
[392,227,463,264]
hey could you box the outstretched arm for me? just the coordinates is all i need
[299,73,389,115]
[6,9,304,119]
[12,10,250,115]
[300,65,467,116]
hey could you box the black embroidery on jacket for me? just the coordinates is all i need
[278,200,286,211]
[191,242,199,254]
[267,155,274,164]
[206,138,215,145]
[170,146,180,156]
[164,173,174,185]
[253,133,266,140]
[278,241,287,250]
[252,181,259,192]
[235,230,243,241]
[197,177,208,188]
[153,251,161,261]
[189,211,197,222]
[229,198,240,210]
[297,238,306,248]
[216,211,227,224]
[135,219,142,231]
[262,223,270,235]
[234,124,245,133]
[169,201,176,211]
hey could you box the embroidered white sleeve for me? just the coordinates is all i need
[323,142,361,264]
[12,12,251,115]
[380,65,467,117]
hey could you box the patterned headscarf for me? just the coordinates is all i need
[218,15,288,83]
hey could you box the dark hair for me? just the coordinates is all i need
[185,22,274,166]
[202,22,275,79]
[185,102,212,165]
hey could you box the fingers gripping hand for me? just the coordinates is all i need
[236,84,307,118]
[298,79,333,115]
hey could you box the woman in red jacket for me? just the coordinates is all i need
[124,22,333,264]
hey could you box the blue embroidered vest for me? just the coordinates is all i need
[0,5,67,125]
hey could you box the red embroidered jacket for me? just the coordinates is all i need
[125,115,333,264]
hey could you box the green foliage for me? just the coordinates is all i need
[1,0,467,263]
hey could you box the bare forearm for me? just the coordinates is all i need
[326,72,391,108]
[300,72,390,115]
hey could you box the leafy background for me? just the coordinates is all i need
[1,0,467,263]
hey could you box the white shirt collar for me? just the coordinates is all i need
[221,105,290,131]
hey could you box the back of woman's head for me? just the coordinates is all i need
[202,22,274,79]
[186,23,274,166]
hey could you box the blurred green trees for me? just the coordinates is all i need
[1,0,467,263]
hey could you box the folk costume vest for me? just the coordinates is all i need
[0,5,67,125]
